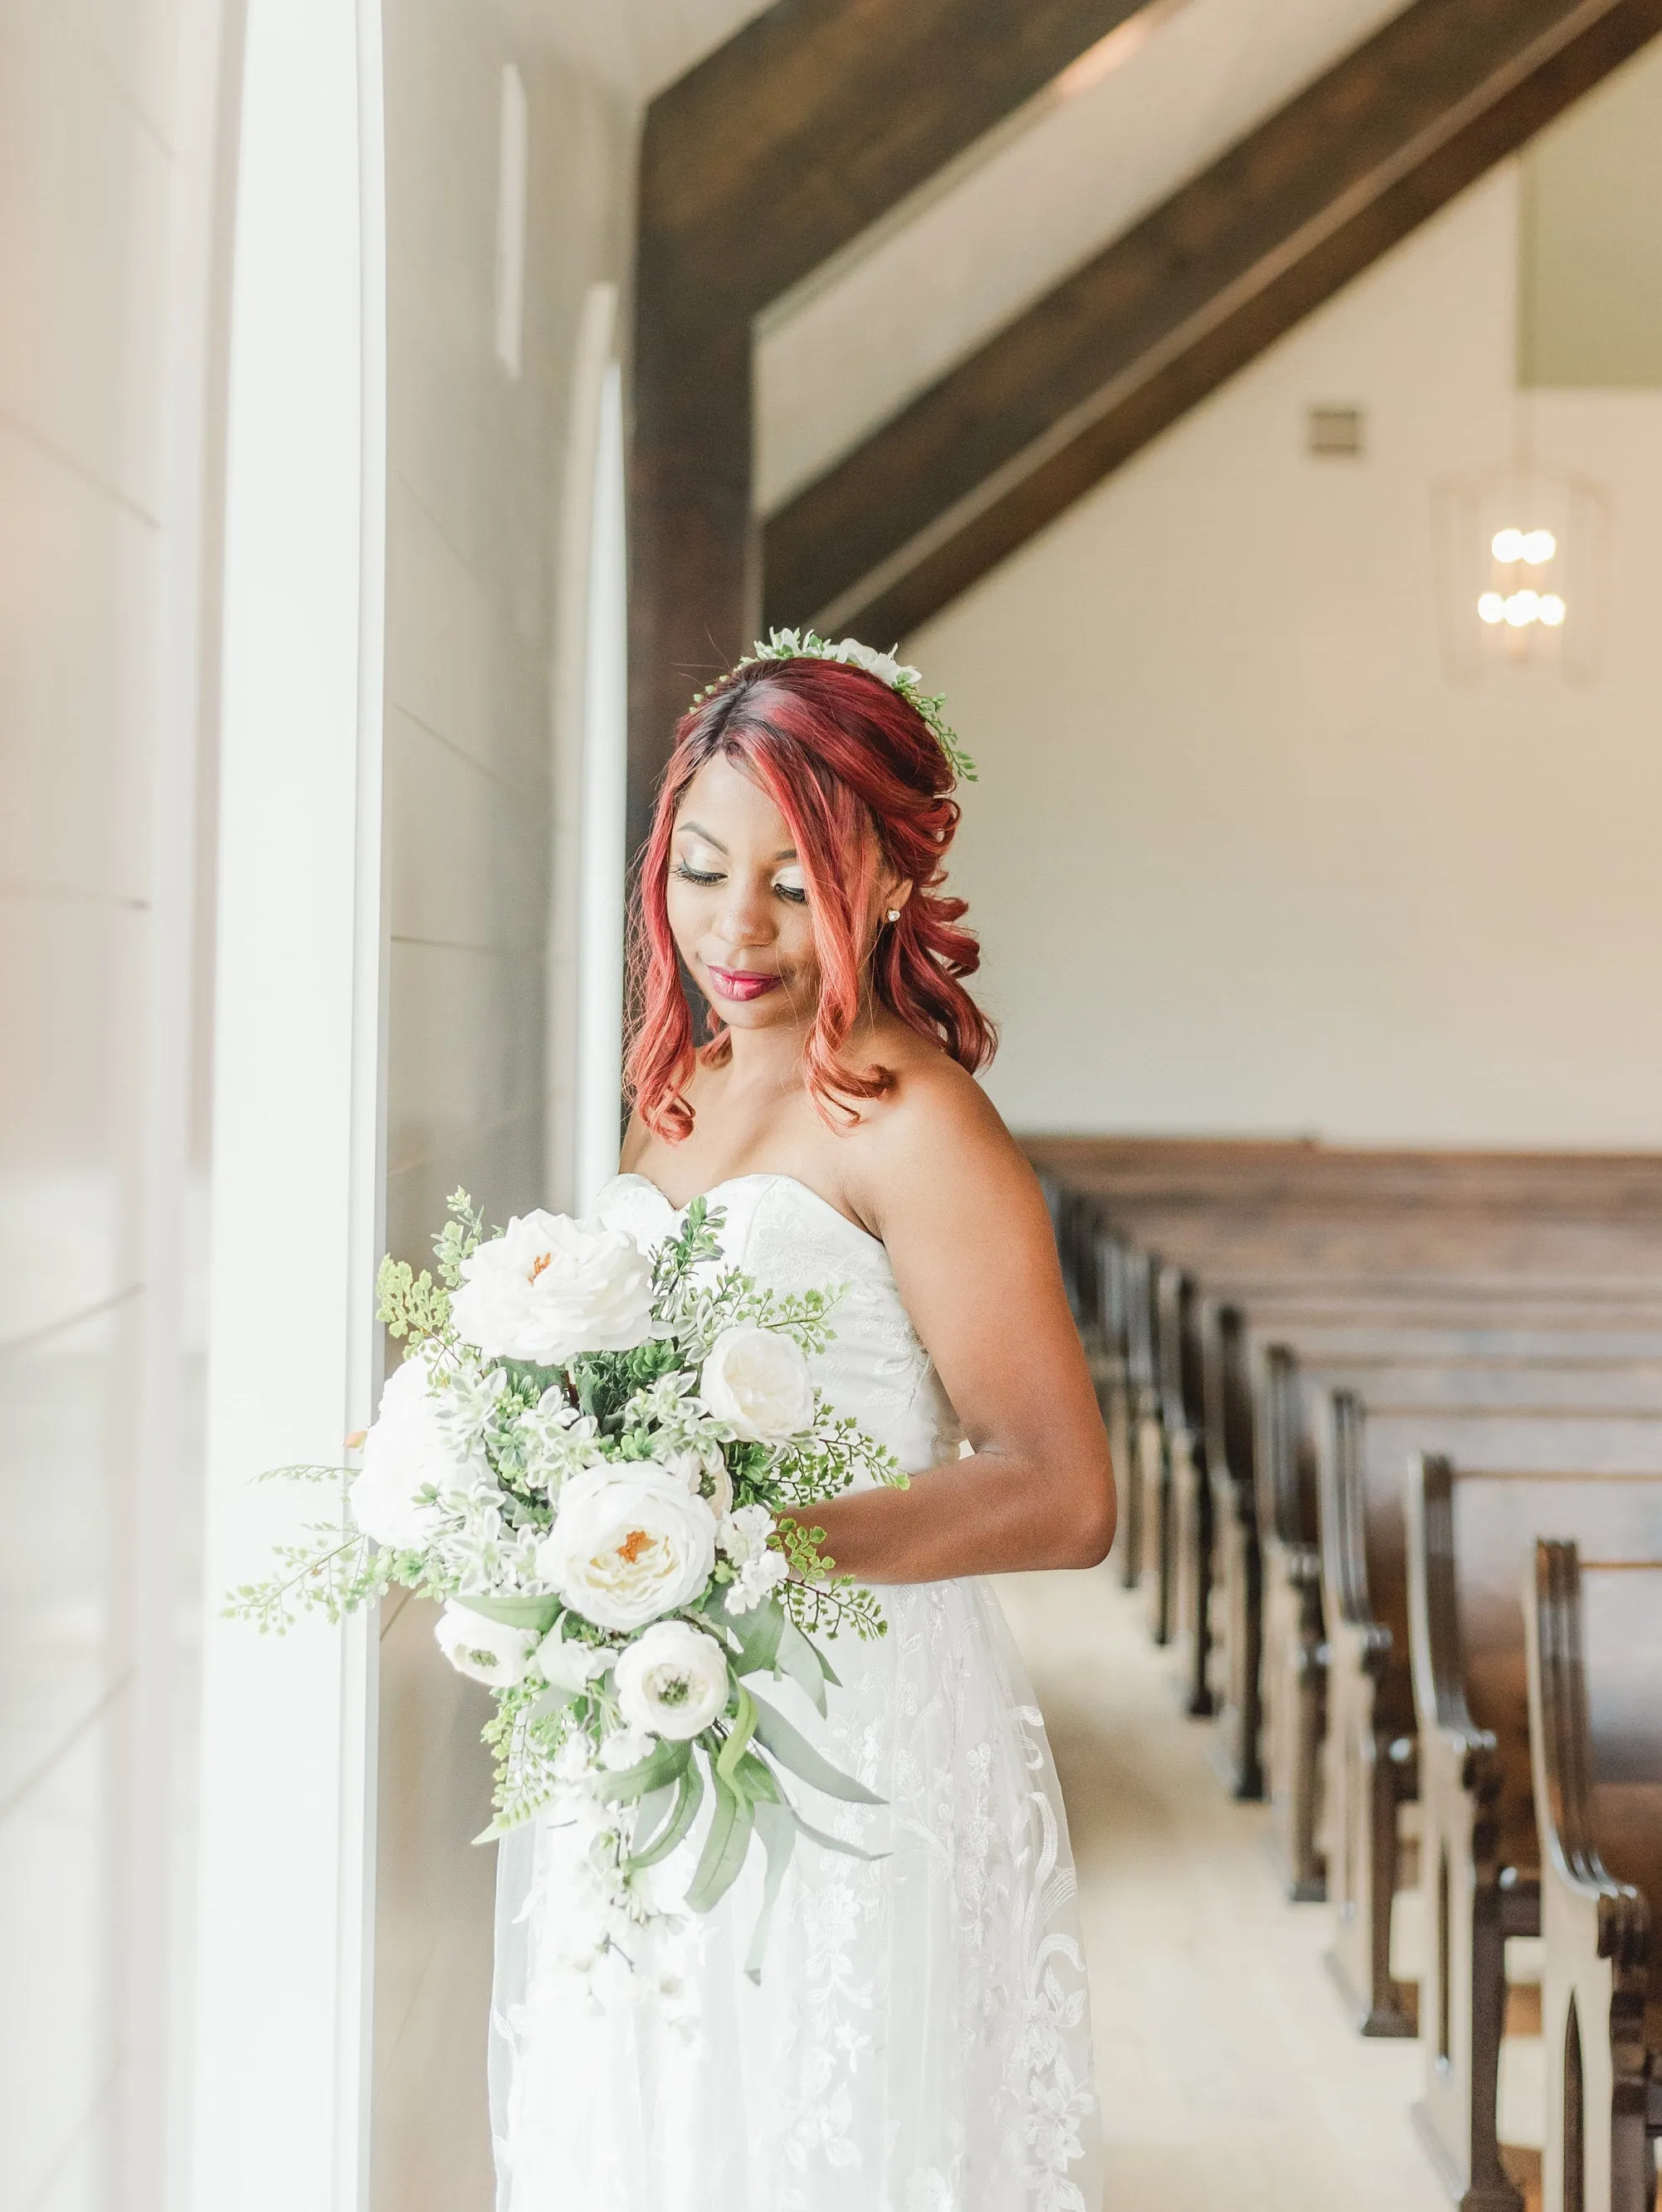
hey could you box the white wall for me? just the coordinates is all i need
[0,6,236,2208]
[910,163,1662,1149]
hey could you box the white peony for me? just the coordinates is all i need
[613,1620,731,1741]
[536,1465,718,1631]
[350,1355,478,1549]
[449,1211,655,1365]
[719,1503,789,1615]
[433,1599,540,1687]
[699,1326,815,1443]
[535,1630,612,1693]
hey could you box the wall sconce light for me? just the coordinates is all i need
[1434,465,1608,684]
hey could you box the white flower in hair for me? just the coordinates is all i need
[690,628,977,785]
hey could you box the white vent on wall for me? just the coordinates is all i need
[495,63,528,378]
[1307,404,1364,457]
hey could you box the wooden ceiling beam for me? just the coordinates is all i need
[630,0,1151,845]
[761,0,1662,646]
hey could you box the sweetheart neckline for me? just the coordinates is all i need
[606,1169,884,1250]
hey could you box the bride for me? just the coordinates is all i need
[490,638,1114,2211]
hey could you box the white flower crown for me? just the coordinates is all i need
[689,627,977,786]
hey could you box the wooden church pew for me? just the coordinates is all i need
[1525,1540,1662,2212]
[1406,1453,1662,2212]
[1197,1292,1662,1817]
[1235,1308,1662,1904]
[1312,1389,1662,2045]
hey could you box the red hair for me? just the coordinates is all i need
[626,655,997,1142]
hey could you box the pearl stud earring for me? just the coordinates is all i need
[886,908,900,923]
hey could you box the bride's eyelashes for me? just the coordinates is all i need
[670,860,809,906]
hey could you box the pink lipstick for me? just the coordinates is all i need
[707,964,782,1003]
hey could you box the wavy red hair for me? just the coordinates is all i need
[626,655,996,1142]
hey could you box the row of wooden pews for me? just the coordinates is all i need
[1031,1138,1662,2212]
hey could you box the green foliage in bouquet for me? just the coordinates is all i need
[227,1187,910,1981]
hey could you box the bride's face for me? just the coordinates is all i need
[667,754,822,1035]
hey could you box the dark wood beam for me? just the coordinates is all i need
[762,0,1662,646]
[630,0,1150,850]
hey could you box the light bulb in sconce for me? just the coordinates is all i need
[1538,593,1567,627]
[1491,526,1525,563]
[1504,589,1541,626]
[1522,529,1557,564]
[1477,592,1506,625]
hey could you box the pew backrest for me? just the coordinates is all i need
[1408,1456,1662,1863]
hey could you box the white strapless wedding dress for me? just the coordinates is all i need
[490,1173,1101,2212]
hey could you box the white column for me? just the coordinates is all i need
[190,2,385,2207]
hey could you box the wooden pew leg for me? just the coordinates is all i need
[1412,1864,1536,2212]
[1264,1544,1326,1900]
[1323,1684,1417,2038]
[1138,1415,1172,1643]
[1173,1429,1215,1717]
[1110,1381,1140,1591]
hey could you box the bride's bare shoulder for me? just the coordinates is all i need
[850,1037,1037,1224]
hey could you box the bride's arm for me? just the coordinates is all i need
[780,1064,1116,1584]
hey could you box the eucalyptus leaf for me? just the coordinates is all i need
[627,1759,704,1872]
[592,1737,690,1805]
[455,1592,561,1635]
[712,1591,784,1678]
[749,1691,882,1805]
[744,1800,798,1982]
[773,1616,829,1714]
[685,1768,754,1913]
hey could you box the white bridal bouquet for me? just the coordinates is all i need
[229,1191,905,1981]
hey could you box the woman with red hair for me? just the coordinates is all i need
[493,640,1113,2212]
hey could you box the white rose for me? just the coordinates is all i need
[350,1355,477,1549]
[613,1620,730,1741]
[450,1211,655,1365]
[699,1327,815,1443]
[434,1599,540,1687]
[536,1466,718,1631]
[535,1630,612,1692]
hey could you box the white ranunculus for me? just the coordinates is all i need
[613,1620,730,1741]
[433,1600,540,1687]
[699,1326,815,1443]
[449,1211,655,1365]
[536,1466,718,1632]
[350,1355,478,1549]
[535,1630,612,1693]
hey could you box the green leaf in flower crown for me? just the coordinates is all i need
[455,1592,561,1634]
[685,1766,754,1913]
[748,1690,881,1805]
[592,1736,690,1805]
